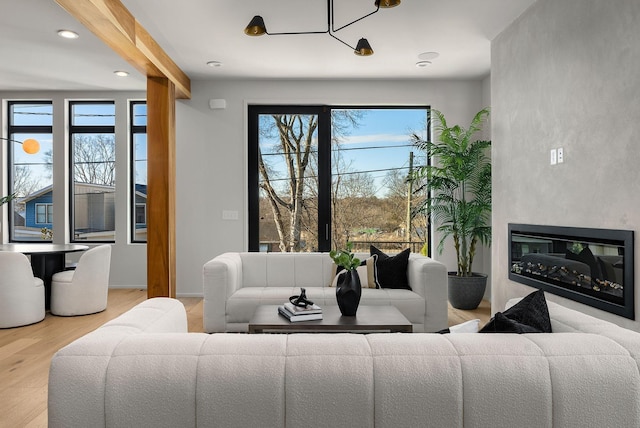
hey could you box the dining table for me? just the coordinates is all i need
[0,243,89,309]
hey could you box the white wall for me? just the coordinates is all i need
[175,79,486,296]
[491,0,640,330]
[2,80,488,296]
[0,91,147,288]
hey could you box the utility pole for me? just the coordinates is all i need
[405,151,414,243]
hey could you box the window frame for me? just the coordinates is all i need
[7,100,53,243]
[248,105,331,252]
[247,104,430,253]
[129,100,147,243]
[68,100,116,243]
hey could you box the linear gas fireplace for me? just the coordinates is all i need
[509,223,634,319]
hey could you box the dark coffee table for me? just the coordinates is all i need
[248,305,412,334]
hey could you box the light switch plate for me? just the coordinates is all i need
[550,149,557,165]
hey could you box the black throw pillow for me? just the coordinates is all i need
[480,312,544,333]
[479,290,552,333]
[369,245,411,290]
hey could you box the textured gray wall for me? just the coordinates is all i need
[491,0,640,329]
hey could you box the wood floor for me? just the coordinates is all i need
[0,289,490,427]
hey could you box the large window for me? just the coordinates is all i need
[7,101,53,242]
[130,101,147,242]
[69,101,116,242]
[248,106,430,254]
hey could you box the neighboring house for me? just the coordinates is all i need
[20,183,147,232]
[134,183,147,230]
[73,183,115,233]
[18,185,53,230]
[13,211,25,227]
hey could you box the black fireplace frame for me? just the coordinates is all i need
[508,223,635,320]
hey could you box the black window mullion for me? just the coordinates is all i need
[7,101,53,242]
[247,106,260,251]
[130,100,147,243]
[316,107,332,252]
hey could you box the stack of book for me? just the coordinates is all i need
[278,302,323,322]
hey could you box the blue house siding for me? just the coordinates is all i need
[25,193,53,229]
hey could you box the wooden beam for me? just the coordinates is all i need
[54,0,191,99]
[146,76,176,298]
[55,0,185,298]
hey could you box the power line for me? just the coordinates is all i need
[260,143,418,157]
[259,164,426,183]
[333,143,415,152]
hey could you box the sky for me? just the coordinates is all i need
[260,107,429,197]
[337,108,428,195]
[9,102,149,192]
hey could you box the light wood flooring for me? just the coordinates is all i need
[0,289,490,427]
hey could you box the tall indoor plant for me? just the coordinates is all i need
[410,108,491,309]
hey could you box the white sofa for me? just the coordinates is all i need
[202,252,448,333]
[49,297,640,428]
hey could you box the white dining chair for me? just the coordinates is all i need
[50,245,111,316]
[0,251,45,328]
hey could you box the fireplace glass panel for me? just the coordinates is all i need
[509,224,634,319]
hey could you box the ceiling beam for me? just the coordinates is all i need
[54,0,191,99]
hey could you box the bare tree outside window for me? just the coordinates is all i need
[72,134,116,186]
[258,114,318,252]
[254,107,429,254]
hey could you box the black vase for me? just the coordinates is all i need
[336,268,362,316]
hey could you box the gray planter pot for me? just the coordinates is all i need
[447,272,488,310]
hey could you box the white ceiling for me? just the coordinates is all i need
[0,0,536,92]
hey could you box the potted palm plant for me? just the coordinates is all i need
[410,108,491,310]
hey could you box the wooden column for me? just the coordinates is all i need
[146,76,176,298]
[54,0,190,298]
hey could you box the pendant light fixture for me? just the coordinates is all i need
[0,137,40,154]
[244,0,400,56]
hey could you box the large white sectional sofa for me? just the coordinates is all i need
[49,297,640,427]
[202,251,448,333]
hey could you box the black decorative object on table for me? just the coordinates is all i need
[335,269,362,316]
[289,288,314,308]
[330,241,362,316]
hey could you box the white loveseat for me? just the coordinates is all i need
[49,297,640,427]
[202,252,448,333]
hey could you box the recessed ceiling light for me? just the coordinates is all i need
[418,51,439,60]
[207,61,223,68]
[415,61,432,68]
[114,71,129,77]
[57,29,79,39]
